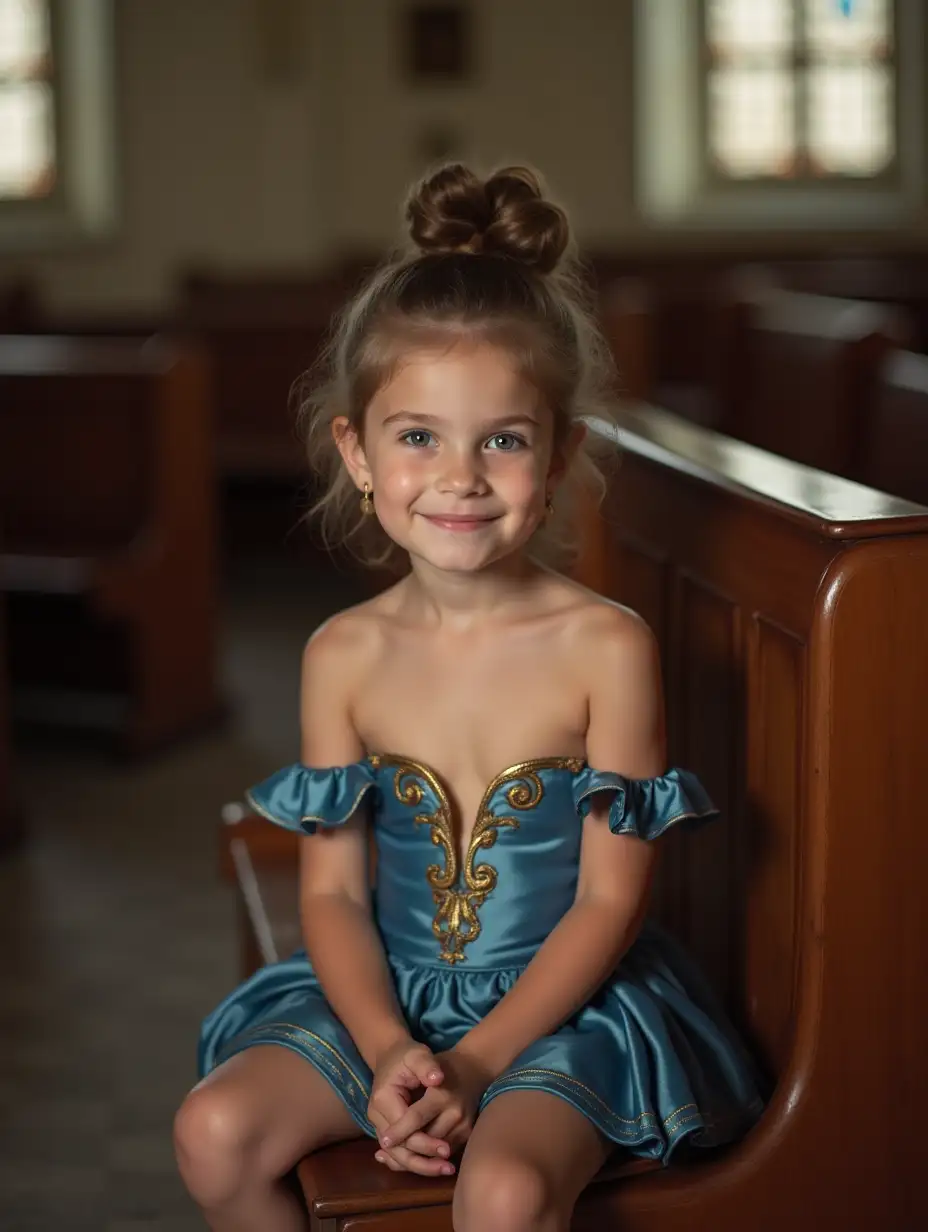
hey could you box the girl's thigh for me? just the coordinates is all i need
[454,1091,612,1229]
[177,1044,364,1182]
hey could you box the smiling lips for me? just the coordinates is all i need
[420,512,500,532]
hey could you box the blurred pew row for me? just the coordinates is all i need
[601,267,928,505]
[2,251,928,853]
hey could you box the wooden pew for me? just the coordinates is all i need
[596,268,770,431]
[721,284,908,478]
[220,406,928,1229]
[0,335,222,754]
[598,277,655,404]
[858,349,928,506]
[0,546,23,852]
[769,255,928,353]
[179,268,369,479]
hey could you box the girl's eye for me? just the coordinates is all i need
[399,429,435,448]
[486,433,526,452]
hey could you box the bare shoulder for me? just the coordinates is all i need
[302,595,387,688]
[552,587,665,776]
[573,596,658,671]
[299,594,398,764]
[544,573,658,670]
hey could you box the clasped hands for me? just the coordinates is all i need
[367,1039,493,1176]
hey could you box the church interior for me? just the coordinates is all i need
[1,1,926,1228]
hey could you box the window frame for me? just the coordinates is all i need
[0,0,62,206]
[634,0,924,230]
[697,0,900,190]
[0,0,117,252]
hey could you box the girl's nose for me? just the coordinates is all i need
[438,453,488,495]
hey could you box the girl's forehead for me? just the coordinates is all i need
[373,341,539,408]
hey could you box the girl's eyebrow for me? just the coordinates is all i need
[381,410,540,429]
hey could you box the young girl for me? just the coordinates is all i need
[174,163,763,1232]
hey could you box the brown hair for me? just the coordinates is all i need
[297,163,617,568]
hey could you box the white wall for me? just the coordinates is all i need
[0,0,638,312]
[1,0,925,313]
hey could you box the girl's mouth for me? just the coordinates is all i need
[421,513,500,532]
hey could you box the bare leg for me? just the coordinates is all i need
[452,1090,612,1232]
[174,1045,364,1232]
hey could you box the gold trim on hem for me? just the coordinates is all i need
[482,1066,700,1138]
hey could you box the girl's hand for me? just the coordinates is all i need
[375,1046,493,1168]
[367,1040,455,1177]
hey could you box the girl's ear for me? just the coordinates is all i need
[332,416,372,491]
[547,419,587,485]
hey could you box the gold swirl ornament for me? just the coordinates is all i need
[376,754,583,965]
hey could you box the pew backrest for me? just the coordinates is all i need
[726,287,908,477]
[860,349,928,506]
[0,334,209,558]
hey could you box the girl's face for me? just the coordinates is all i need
[335,340,576,575]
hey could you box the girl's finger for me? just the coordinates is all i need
[404,1044,444,1088]
[380,1089,442,1149]
[425,1116,463,1149]
[384,1142,456,1178]
[368,1089,410,1128]
[405,1129,451,1158]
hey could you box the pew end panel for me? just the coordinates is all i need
[576,406,928,1229]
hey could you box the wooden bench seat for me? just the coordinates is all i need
[0,334,222,753]
[217,406,928,1229]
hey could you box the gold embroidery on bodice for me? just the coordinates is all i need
[370,753,584,965]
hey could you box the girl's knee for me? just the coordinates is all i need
[173,1083,263,1207]
[454,1155,553,1232]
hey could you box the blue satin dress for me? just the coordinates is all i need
[199,755,764,1161]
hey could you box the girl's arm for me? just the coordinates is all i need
[296,619,411,1071]
[452,608,665,1080]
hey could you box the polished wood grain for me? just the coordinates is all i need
[573,408,928,1230]
[0,335,222,753]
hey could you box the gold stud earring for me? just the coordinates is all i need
[360,483,375,516]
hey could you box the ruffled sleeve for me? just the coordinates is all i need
[245,761,379,835]
[572,766,719,841]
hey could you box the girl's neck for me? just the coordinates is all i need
[398,551,547,631]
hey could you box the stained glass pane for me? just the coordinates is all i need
[804,0,892,57]
[0,81,54,197]
[0,0,49,79]
[807,64,893,174]
[709,68,795,177]
[706,0,794,56]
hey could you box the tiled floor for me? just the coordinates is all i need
[0,556,364,1230]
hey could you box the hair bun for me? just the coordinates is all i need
[405,162,570,275]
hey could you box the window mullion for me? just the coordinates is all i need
[793,0,809,173]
